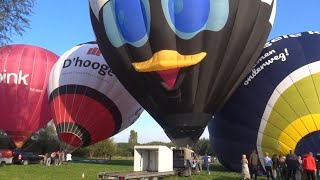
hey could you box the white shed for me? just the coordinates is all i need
[134,145,173,172]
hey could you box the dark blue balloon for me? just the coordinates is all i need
[209,31,320,171]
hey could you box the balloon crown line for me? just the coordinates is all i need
[264,31,320,48]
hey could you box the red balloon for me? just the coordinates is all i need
[0,44,59,148]
[48,42,143,152]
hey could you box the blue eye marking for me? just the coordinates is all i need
[162,0,229,40]
[103,0,151,47]
[102,0,229,47]
[169,0,210,33]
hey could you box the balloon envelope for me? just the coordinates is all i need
[90,0,276,146]
[209,31,320,171]
[48,42,143,152]
[0,44,59,148]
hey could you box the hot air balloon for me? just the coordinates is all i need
[0,44,59,148]
[48,42,143,152]
[90,0,276,147]
[209,31,320,171]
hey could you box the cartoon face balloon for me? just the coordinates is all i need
[90,0,276,146]
[209,31,320,171]
[48,42,143,152]
[0,44,59,148]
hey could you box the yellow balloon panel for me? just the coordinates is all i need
[299,115,318,132]
[268,111,293,133]
[263,122,285,139]
[312,114,320,130]
[272,96,299,123]
[281,87,311,117]
[295,76,320,113]
[311,73,320,96]
[262,135,288,151]
[277,141,293,155]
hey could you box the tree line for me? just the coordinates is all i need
[0,123,214,159]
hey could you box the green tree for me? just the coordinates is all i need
[193,137,214,156]
[0,130,15,149]
[115,143,131,157]
[0,0,36,46]
[74,145,97,158]
[95,138,117,159]
[72,146,90,158]
[75,138,117,159]
[23,120,60,153]
[127,130,138,156]
[143,141,175,147]
[128,130,138,146]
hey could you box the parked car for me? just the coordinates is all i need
[12,150,41,165]
[0,149,13,165]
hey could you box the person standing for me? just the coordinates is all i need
[202,154,210,175]
[265,152,274,180]
[45,153,51,166]
[279,155,288,180]
[296,156,303,180]
[241,154,251,179]
[54,151,60,165]
[249,149,259,180]
[272,154,280,179]
[59,150,65,165]
[302,152,316,180]
[286,150,299,180]
[315,153,320,179]
[197,154,202,172]
[50,151,56,165]
[66,153,72,164]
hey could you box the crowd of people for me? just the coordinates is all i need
[241,149,320,180]
[188,153,212,176]
[43,150,72,166]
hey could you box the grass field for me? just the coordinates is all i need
[0,159,267,180]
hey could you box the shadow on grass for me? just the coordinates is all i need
[210,163,267,180]
[105,160,133,166]
[213,176,242,180]
[72,157,133,166]
[208,163,243,180]
[210,163,233,172]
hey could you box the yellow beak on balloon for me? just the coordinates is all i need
[132,50,207,72]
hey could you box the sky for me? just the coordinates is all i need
[9,0,320,143]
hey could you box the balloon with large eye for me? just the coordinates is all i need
[48,42,143,152]
[90,0,276,146]
[0,44,59,148]
[209,31,320,171]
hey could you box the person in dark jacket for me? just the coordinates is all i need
[302,152,316,180]
[285,150,299,180]
[315,153,320,179]
[272,154,280,179]
[279,155,287,180]
[249,149,259,180]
